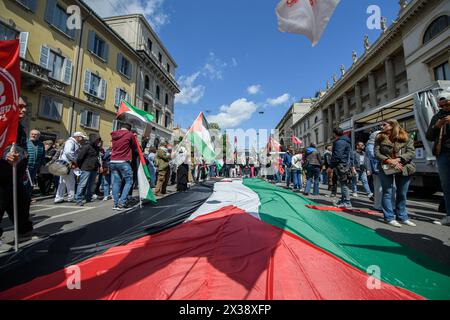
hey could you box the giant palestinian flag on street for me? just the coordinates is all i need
[0,179,449,300]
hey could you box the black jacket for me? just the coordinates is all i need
[330,136,352,168]
[0,123,28,182]
[426,110,450,155]
[77,142,100,171]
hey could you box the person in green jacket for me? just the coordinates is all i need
[155,142,171,196]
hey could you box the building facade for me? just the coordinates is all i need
[104,14,180,146]
[318,0,449,147]
[275,99,313,148]
[0,0,143,144]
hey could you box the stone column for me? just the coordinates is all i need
[368,71,377,108]
[385,56,396,100]
[321,107,328,143]
[343,94,349,119]
[327,106,333,143]
[355,83,362,113]
[334,101,340,126]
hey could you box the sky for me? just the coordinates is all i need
[85,0,400,138]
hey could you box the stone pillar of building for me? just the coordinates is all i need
[385,56,396,100]
[355,83,362,113]
[321,107,328,143]
[327,106,333,143]
[368,71,377,108]
[334,101,340,126]
[343,94,349,119]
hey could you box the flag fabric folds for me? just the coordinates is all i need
[133,136,156,203]
[117,100,154,125]
[186,112,216,163]
[276,0,340,46]
[291,135,302,145]
[0,40,21,155]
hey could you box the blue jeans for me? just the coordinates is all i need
[352,171,373,195]
[285,167,291,187]
[379,171,411,222]
[102,173,111,197]
[75,171,97,203]
[304,165,321,195]
[110,162,134,207]
[437,152,450,217]
[292,170,303,190]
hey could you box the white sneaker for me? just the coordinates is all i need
[352,193,358,197]
[401,220,417,227]
[388,220,402,228]
[440,216,450,226]
[92,194,98,200]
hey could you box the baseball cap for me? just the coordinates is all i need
[438,91,450,102]
[73,132,87,139]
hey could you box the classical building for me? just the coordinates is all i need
[317,0,449,148]
[1,0,141,143]
[104,14,180,146]
[275,99,314,147]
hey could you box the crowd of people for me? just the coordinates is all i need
[1,92,449,252]
[261,91,450,228]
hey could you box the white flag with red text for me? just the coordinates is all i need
[276,0,340,46]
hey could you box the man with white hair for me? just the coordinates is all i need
[26,129,45,196]
[54,132,86,204]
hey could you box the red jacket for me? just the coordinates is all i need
[111,129,137,162]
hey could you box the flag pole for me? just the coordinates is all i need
[11,143,19,252]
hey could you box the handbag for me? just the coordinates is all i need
[48,159,71,176]
[381,164,401,175]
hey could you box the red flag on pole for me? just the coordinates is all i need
[0,39,21,156]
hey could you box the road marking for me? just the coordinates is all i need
[31,205,77,213]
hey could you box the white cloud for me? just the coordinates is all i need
[84,0,169,30]
[267,93,290,106]
[175,72,205,105]
[207,99,258,129]
[202,52,227,80]
[247,85,262,95]
[231,58,238,67]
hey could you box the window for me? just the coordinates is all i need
[147,38,152,52]
[0,22,18,40]
[40,96,62,121]
[156,85,160,100]
[314,129,319,145]
[83,70,106,100]
[314,116,319,124]
[48,50,64,81]
[16,0,37,12]
[117,53,132,78]
[158,52,162,63]
[167,63,170,73]
[165,114,170,128]
[145,76,150,90]
[80,110,100,130]
[144,102,149,112]
[39,46,73,84]
[89,74,100,97]
[114,88,129,107]
[155,109,160,124]
[434,62,450,81]
[88,31,109,62]
[44,0,75,38]
[165,93,169,106]
[423,15,449,44]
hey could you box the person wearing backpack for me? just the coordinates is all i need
[330,128,353,209]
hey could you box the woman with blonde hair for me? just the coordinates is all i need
[375,119,416,228]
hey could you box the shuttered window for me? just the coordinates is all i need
[40,96,63,121]
[80,110,100,130]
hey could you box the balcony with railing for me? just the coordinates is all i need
[20,58,50,90]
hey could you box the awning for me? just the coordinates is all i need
[354,94,414,125]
